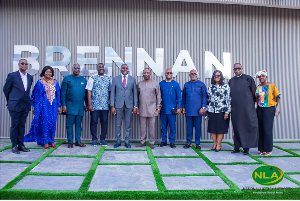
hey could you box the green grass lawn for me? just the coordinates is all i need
[0,140,300,200]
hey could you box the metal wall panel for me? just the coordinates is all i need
[158,0,300,9]
[1,0,299,142]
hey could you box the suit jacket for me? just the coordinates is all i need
[110,74,138,108]
[3,71,33,112]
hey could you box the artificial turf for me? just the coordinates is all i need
[0,141,299,200]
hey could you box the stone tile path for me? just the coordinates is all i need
[12,175,85,190]
[89,165,157,191]
[0,141,299,192]
[162,176,230,190]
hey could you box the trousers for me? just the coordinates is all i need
[186,116,202,144]
[66,114,83,143]
[9,110,29,147]
[161,114,176,143]
[139,116,156,145]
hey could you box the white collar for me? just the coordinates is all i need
[19,70,27,76]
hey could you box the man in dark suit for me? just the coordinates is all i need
[3,59,33,154]
[110,64,138,148]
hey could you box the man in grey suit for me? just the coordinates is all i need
[110,64,138,148]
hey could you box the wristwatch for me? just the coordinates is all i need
[134,106,138,109]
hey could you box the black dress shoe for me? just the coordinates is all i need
[231,148,240,154]
[18,145,30,152]
[170,143,176,148]
[243,148,249,155]
[158,142,167,147]
[183,143,192,149]
[12,146,20,154]
[195,144,201,150]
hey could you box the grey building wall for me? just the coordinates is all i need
[1,0,299,142]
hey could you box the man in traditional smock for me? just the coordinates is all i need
[86,63,111,147]
[136,68,161,149]
[159,68,181,148]
[182,69,207,150]
[61,64,87,148]
[228,63,259,155]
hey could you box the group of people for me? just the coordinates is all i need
[3,59,280,156]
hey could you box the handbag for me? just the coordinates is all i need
[271,83,280,117]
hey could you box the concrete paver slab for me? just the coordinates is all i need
[259,157,300,172]
[274,143,300,150]
[217,164,299,189]
[31,157,94,173]
[0,142,11,149]
[105,143,146,150]
[0,163,29,189]
[156,158,214,174]
[202,151,257,163]
[249,147,291,156]
[100,151,149,163]
[89,165,157,191]
[152,146,198,156]
[199,143,234,150]
[162,176,230,190]
[289,175,300,183]
[12,175,85,190]
[51,144,101,156]
[0,149,47,162]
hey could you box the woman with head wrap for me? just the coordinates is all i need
[255,70,280,156]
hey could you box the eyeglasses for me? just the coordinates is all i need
[20,63,28,65]
[213,75,221,78]
[73,67,80,69]
[233,68,241,71]
[166,72,173,74]
[97,66,104,69]
[190,73,197,75]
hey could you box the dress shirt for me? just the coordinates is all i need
[19,70,27,91]
[121,74,128,87]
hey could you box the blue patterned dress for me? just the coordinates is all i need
[24,79,61,145]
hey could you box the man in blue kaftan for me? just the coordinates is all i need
[61,64,87,148]
[159,68,181,148]
[182,69,207,150]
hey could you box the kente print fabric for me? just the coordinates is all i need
[256,84,280,107]
[206,83,231,113]
[24,79,61,145]
[86,74,111,110]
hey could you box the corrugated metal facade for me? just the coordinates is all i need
[159,0,300,9]
[1,0,299,142]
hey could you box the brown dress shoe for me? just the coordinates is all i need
[135,143,146,147]
[68,143,73,148]
[150,144,155,149]
[75,142,86,147]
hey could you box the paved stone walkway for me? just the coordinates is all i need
[0,141,299,192]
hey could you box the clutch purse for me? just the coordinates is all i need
[275,106,280,117]
[171,108,178,115]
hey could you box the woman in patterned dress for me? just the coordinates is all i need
[255,70,280,156]
[24,66,61,149]
[205,70,231,152]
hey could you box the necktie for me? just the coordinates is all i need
[123,75,126,88]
